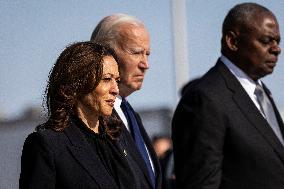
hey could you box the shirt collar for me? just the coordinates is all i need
[114,95,123,108]
[220,54,262,94]
[114,95,130,131]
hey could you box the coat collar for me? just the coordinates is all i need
[216,59,284,163]
[64,120,119,189]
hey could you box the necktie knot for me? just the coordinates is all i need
[121,97,127,104]
[254,83,263,95]
[255,83,269,117]
[254,83,264,99]
[120,98,130,111]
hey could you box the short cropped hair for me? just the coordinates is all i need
[222,2,273,35]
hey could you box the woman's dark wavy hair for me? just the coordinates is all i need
[38,41,122,140]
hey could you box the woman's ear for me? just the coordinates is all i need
[225,31,239,51]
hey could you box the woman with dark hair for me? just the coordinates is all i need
[19,42,136,189]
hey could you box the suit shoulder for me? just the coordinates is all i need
[24,127,68,153]
[30,127,64,140]
[25,128,56,141]
[184,67,227,97]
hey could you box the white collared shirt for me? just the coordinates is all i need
[220,55,263,114]
[114,96,130,131]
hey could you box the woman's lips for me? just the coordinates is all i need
[106,99,115,107]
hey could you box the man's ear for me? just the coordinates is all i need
[225,31,239,51]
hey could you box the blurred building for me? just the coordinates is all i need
[0,106,172,189]
[139,107,172,138]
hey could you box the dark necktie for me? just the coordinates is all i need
[254,83,284,145]
[120,98,155,188]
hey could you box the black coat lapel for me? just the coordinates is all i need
[216,60,284,163]
[64,122,119,189]
[112,109,145,165]
[112,109,156,188]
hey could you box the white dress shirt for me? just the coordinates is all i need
[114,96,130,131]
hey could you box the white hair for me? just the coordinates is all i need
[90,14,145,48]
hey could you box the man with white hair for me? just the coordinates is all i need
[91,14,161,189]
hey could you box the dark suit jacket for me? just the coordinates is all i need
[172,60,284,189]
[19,120,138,189]
[112,108,162,189]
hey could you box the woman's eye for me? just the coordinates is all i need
[102,77,111,82]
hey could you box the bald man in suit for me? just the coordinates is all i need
[172,3,284,189]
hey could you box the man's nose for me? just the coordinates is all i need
[270,42,281,56]
[139,54,149,69]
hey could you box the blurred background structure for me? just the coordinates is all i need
[1,1,284,188]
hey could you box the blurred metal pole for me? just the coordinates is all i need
[172,0,189,101]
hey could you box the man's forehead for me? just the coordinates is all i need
[250,12,277,26]
[117,25,150,49]
[118,24,148,38]
[239,12,277,32]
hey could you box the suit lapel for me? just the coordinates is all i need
[64,121,119,189]
[112,109,155,188]
[216,60,284,163]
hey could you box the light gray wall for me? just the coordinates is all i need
[0,121,38,189]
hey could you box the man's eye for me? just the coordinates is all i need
[260,38,270,44]
[131,51,141,55]
[260,37,279,45]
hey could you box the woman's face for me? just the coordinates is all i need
[79,56,120,116]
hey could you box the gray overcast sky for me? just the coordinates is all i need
[1,0,284,119]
